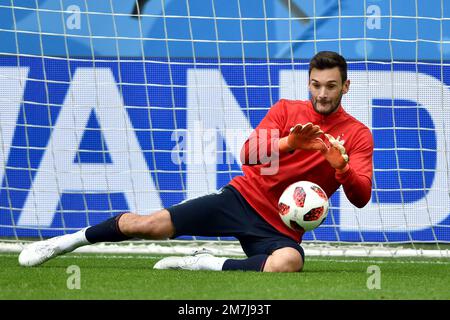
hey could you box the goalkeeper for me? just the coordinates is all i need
[19,51,373,272]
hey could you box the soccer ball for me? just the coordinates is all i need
[278,181,329,231]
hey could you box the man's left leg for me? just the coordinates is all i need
[260,247,303,272]
[221,246,303,272]
[154,246,304,273]
[154,250,268,272]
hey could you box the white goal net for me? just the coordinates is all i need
[0,0,449,258]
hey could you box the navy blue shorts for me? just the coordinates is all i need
[167,185,305,263]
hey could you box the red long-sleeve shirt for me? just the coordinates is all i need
[229,99,374,242]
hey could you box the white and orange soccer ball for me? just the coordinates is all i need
[278,181,329,231]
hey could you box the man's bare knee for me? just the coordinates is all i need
[118,210,175,240]
[263,247,303,273]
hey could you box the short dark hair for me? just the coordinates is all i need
[309,51,347,83]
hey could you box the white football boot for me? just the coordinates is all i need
[153,249,227,271]
[18,229,89,267]
[18,236,66,267]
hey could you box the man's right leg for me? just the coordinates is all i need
[18,210,174,267]
[117,210,175,240]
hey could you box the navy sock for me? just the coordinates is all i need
[85,213,131,244]
[222,254,268,271]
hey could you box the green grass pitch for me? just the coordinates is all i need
[1,252,449,300]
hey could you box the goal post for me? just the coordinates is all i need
[0,0,449,258]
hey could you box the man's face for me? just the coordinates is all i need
[308,67,350,115]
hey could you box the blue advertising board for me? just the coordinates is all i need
[0,56,449,243]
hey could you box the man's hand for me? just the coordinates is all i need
[320,133,349,171]
[279,122,326,152]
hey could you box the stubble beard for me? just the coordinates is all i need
[311,90,344,116]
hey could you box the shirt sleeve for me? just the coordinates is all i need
[335,127,374,208]
[240,100,287,165]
